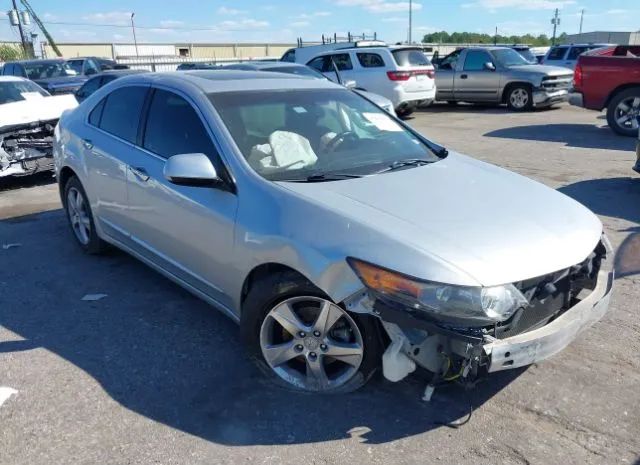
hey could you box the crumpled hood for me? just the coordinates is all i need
[508,64,573,77]
[279,153,602,286]
[0,94,78,132]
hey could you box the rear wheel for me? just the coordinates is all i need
[63,176,107,254]
[506,85,533,112]
[241,271,381,393]
[606,88,640,137]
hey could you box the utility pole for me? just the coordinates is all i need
[408,0,412,43]
[130,12,139,57]
[494,26,498,45]
[579,8,585,34]
[11,0,27,55]
[551,8,560,45]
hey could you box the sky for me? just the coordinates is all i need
[0,0,638,45]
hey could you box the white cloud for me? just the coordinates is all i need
[291,21,311,28]
[82,11,132,25]
[217,19,270,30]
[462,0,574,10]
[335,0,422,14]
[217,6,247,15]
[605,9,628,15]
[292,11,332,20]
[382,17,406,22]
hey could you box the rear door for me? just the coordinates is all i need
[435,50,461,100]
[390,48,435,94]
[82,85,149,241]
[353,50,389,95]
[454,49,500,102]
[123,87,238,308]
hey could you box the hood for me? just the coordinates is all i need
[279,153,602,287]
[0,94,78,132]
[508,64,573,77]
[34,75,88,89]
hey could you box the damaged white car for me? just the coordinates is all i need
[54,72,613,396]
[0,76,77,178]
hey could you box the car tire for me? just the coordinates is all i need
[396,107,415,119]
[506,85,533,112]
[606,87,640,137]
[63,176,107,254]
[240,270,382,394]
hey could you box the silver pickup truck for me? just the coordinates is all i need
[434,47,574,111]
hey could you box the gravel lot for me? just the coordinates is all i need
[1,103,639,465]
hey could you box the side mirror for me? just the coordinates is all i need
[85,68,97,76]
[343,79,357,89]
[484,62,496,71]
[163,153,221,187]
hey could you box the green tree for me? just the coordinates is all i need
[422,31,553,46]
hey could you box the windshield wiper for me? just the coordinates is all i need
[305,173,364,182]
[374,159,434,174]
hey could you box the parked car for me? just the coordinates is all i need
[434,46,573,111]
[66,57,129,76]
[54,70,613,394]
[0,76,77,178]
[223,61,396,114]
[176,62,219,70]
[542,43,611,70]
[302,45,436,116]
[1,59,88,94]
[75,69,149,103]
[570,45,640,136]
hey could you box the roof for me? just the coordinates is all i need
[122,70,340,94]
[100,69,148,76]
[12,59,66,65]
[227,62,305,70]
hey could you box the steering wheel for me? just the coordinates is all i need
[324,131,357,153]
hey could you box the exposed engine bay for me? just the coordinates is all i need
[0,119,57,177]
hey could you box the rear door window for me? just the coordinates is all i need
[546,47,568,60]
[98,86,148,143]
[330,53,353,71]
[142,89,218,160]
[357,53,385,68]
[392,49,430,66]
[77,77,102,98]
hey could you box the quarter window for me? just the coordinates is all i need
[463,50,493,71]
[143,89,218,160]
[88,99,106,126]
[357,53,385,68]
[98,86,148,143]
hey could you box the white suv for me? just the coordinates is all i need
[542,44,611,70]
[303,46,436,117]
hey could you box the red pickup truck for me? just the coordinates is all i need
[570,45,640,136]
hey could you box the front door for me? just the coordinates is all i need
[454,49,500,102]
[123,88,238,309]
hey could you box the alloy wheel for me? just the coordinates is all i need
[259,296,364,391]
[614,97,640,132]
[66,187,91,245]
[510,88,529,109]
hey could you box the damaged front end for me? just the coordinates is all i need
[344,237,614,395]
[0,119,58,178]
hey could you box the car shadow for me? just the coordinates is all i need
[558,177,640,224]
[0,171,56,192]
[484,123,634,151]
[418,102,564,115]
[0,210,525,446]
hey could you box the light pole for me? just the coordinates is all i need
[131,12,139,57]
[408,0,412,43]
[579,9,585,34]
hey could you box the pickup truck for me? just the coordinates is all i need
[569,46,640,136]
[434,46,573,111]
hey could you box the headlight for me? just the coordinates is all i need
[348,259,529,324]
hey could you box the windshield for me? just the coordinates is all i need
[209,89,440,181]
[490,49,530,67]
[515,48,537,64]
[23,61,77,80]
[67,60,83,75]
[0,80,49,104]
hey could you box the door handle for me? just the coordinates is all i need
[82,139,93,150]
[129,166,150,182]
[460,74,468,79]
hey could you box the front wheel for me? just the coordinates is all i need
[506,85,533,112]
[606,88,640,136]
[63,176,107,254]
[241,272,381,393]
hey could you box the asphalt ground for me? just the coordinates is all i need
[1,103,639,465]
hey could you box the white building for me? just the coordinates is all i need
[562,31,640,45]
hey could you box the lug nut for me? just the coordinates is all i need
[313,330,321,337]
[320,344,328,351]
[295,344,303,352]
[298,331,306,338]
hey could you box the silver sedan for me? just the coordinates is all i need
[54,71,613,394]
